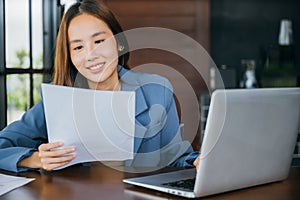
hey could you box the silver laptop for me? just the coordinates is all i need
[123,88,300,198]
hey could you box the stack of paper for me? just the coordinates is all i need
[41,84,135,169]
[0,173,35,196]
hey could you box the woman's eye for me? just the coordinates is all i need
[95,39,105,44]
[73,46,83,51]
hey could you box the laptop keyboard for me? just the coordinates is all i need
[162,178,195,191]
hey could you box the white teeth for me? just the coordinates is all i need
[90,63,104,70]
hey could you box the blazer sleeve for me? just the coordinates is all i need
[140,75,200,168]
[159,89,200,167]
[0,101,48,172]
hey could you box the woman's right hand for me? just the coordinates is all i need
[38,142,76,171]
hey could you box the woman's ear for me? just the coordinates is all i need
[118,44,124,52]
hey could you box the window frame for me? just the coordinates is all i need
[0,0,62,129]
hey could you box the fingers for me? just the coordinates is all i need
[38,141,64,151]
[39,143,75,158]
[38,142,76,171]
[193,156,200,169]
[40,154,76,171]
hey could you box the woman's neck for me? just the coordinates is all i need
[88,76,121,91]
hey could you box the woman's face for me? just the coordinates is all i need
[68,13,119,89]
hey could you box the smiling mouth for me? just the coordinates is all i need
[87,62,105,73]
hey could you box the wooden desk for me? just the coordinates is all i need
[1,163,300,200]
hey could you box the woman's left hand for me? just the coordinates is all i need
[193,156,200,169]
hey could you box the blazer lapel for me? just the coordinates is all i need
[120,70,148,153]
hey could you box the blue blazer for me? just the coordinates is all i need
[0,67,199,172]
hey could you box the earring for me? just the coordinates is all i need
[118,44,124,52]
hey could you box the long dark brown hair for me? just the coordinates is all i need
[53,0,129,86]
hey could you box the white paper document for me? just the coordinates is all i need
[41,84,135,169]
[0,173,35,196]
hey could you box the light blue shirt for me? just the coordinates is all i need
[0,66,199,172]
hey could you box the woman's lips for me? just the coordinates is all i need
[87,62,105,74]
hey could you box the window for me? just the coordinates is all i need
[0,0,62,129]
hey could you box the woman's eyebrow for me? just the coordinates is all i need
[69,31,107,44]
[69,39,82,44]
[92,31,106,38]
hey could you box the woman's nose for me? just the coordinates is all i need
[86,45,98,61]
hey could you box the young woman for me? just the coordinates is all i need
[0,0,200,172]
